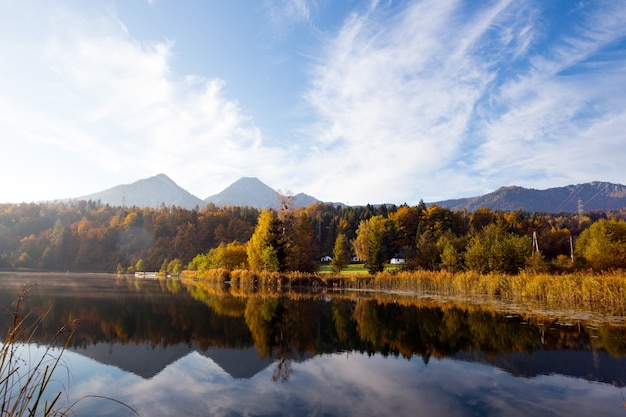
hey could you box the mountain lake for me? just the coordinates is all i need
[1,272,625,417]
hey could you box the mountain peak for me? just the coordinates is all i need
[205,177,320,209]
[77,174,204,209]
[152,173,176,185]
[205,177,279,209]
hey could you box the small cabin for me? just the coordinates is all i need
[390,258,406,265]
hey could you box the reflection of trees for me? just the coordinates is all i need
[3,276,626,385]
[0,277,253,350]
[244,298,295,381]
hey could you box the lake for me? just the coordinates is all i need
[1,272,625,416]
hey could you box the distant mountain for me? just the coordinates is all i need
[205,177,277,208]
[204,177,321,209]
[432,181,626,213]
[71,174,625,213]
[76,173,205,210]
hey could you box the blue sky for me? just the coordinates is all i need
[1,0,625,205]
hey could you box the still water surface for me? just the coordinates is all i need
[1,272,625,416]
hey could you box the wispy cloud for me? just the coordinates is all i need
[263,0,315,36]
[471,1,626,189]
[303,0,512,202]
[301,0,626,203]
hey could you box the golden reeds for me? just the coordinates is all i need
[182,268,626,308]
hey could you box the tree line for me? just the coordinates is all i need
[1,198,625,274]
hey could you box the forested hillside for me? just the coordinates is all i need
[0,201,257,272]
[0,199,624,273]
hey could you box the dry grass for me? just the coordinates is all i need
[182,268,626,308]
[0,285,138,417]
[0,286,76,416]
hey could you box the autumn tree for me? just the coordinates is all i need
[272,194,319,273]
[388,205,421,257]
[331,233,350,273]
[135,259,145,272]
[355,215,390,274]
[247,209,280,272]
[41,219,75,270]
[470,207,496,232]
[166,258,184,276]
[353,219,371,264]
[210,242,248,270]
[418,205,459,240]
[414,230,440,270]
[438,232,465,272]
[286,212,318,272]
[575,218,626,270]
[464,224,531,274]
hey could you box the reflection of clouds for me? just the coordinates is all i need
[60,351,625,417]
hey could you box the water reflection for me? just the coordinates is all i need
[57,350,626,417]
[1,272,626,416]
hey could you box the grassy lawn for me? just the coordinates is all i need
[318,263,369,274]
[318,263,403,274]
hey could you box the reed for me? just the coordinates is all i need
[183,268,626,308]
[0,285,77,416]
[0,285,138,417]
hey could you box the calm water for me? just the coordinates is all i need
[1,272,626,417]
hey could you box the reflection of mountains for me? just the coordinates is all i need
[70,343,273,379]
[69,340,626,386]
[3,274,626,386]
[455,350,626,386]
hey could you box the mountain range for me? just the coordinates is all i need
[76,174,321,210]
[73,174,626,213]
[432,181,626,212]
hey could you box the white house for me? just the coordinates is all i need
[320,255,332,262]
[390,258,406,265]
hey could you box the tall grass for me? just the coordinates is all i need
[182,268,626,308]
[0,286,77,416]
[0,285,138,417]
[363,270,626,307]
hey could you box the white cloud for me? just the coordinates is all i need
[1,0,624,205]
[0,2,283,201]
[302,1,510,203]
[470,2,626,190]
[62,348,625,417]
[300,0,626,203]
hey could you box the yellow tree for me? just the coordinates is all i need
[575,218,626,270]
[331,233,350,272]
[354,215,389,274]
[247,209,280,272]
[353,219,371,263]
